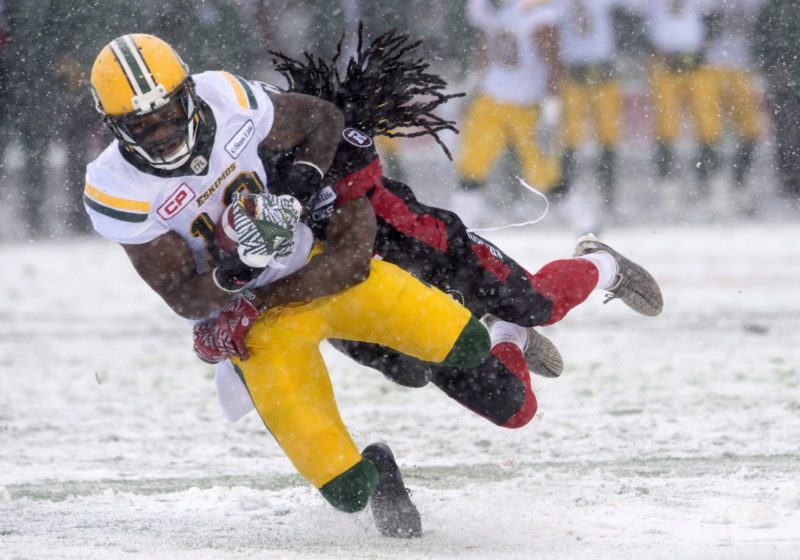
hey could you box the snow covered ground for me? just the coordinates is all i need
[1,219,799,559]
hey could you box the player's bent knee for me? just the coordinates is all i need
[440,316,490,368]
[318,458,379,513]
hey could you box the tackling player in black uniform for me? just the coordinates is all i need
[254,26,663,426]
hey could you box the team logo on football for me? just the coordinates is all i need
[158,183,196,220]
[342,127,373,147]
[225,119,256,158]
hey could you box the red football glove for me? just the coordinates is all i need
[193,319,238,364]
[193,290,264,363]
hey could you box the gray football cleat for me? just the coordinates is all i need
[523,327,564,378]
[484,315,564,378]
[362,443,422,538]
[573,233,663,317]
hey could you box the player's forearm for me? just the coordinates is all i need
[162,273,236,320]
[263,92,345,174]
[124,234,235,320]
[293,102,345,174]
[254,249,371,309]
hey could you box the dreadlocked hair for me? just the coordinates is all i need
[270,22,465,159]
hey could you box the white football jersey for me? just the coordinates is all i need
[84,71,313,285]
[558,0,619,66]
[469,0,561,105]
[644,0,709,55]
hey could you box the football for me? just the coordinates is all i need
[214,193,304,269]
[214,197,258,257]
[214,203,238,257]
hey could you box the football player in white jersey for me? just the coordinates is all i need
[631,0,722,206]
[704,0,764,212]
[85,33,494,537]
[554,0,623,217]
[452,0,564,227]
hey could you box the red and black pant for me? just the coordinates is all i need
[332,177,596,427]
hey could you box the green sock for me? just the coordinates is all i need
[319,458,379,513]
[440,316,490,368]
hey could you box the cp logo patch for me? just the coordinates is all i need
[158,184,196,220]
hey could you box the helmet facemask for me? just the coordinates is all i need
[99,78,203,170]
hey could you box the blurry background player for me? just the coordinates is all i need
[704,0,765,216]
[452,0,563,228]
[635,0,722,212]
[552,0,623,228]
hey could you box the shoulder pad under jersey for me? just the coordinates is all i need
[193,71,276,144]
[84,144,168,245]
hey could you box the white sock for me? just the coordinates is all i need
[578,252,618,291]
[489,319,527,351]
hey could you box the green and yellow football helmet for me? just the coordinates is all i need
[91,33,204,170]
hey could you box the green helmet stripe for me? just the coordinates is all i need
[234,75,258,109]
[112,36,154,95]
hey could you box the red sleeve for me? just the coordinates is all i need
[333,157,384,205]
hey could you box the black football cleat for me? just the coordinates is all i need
[362,443,422,538]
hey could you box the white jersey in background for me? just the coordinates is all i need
[705,0,764,70]
[644,0,709,55]
[84,71,314,287]
[468,0,560,105]
[557,0,619,66]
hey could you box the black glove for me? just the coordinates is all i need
[272,160,324,202]
[212,255,260,293]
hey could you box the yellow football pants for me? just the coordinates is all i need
[710,67,762,141]
[649,62,721,144]
[561,79,622,149]
[456,94,561,191]
[233,258,473,490]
